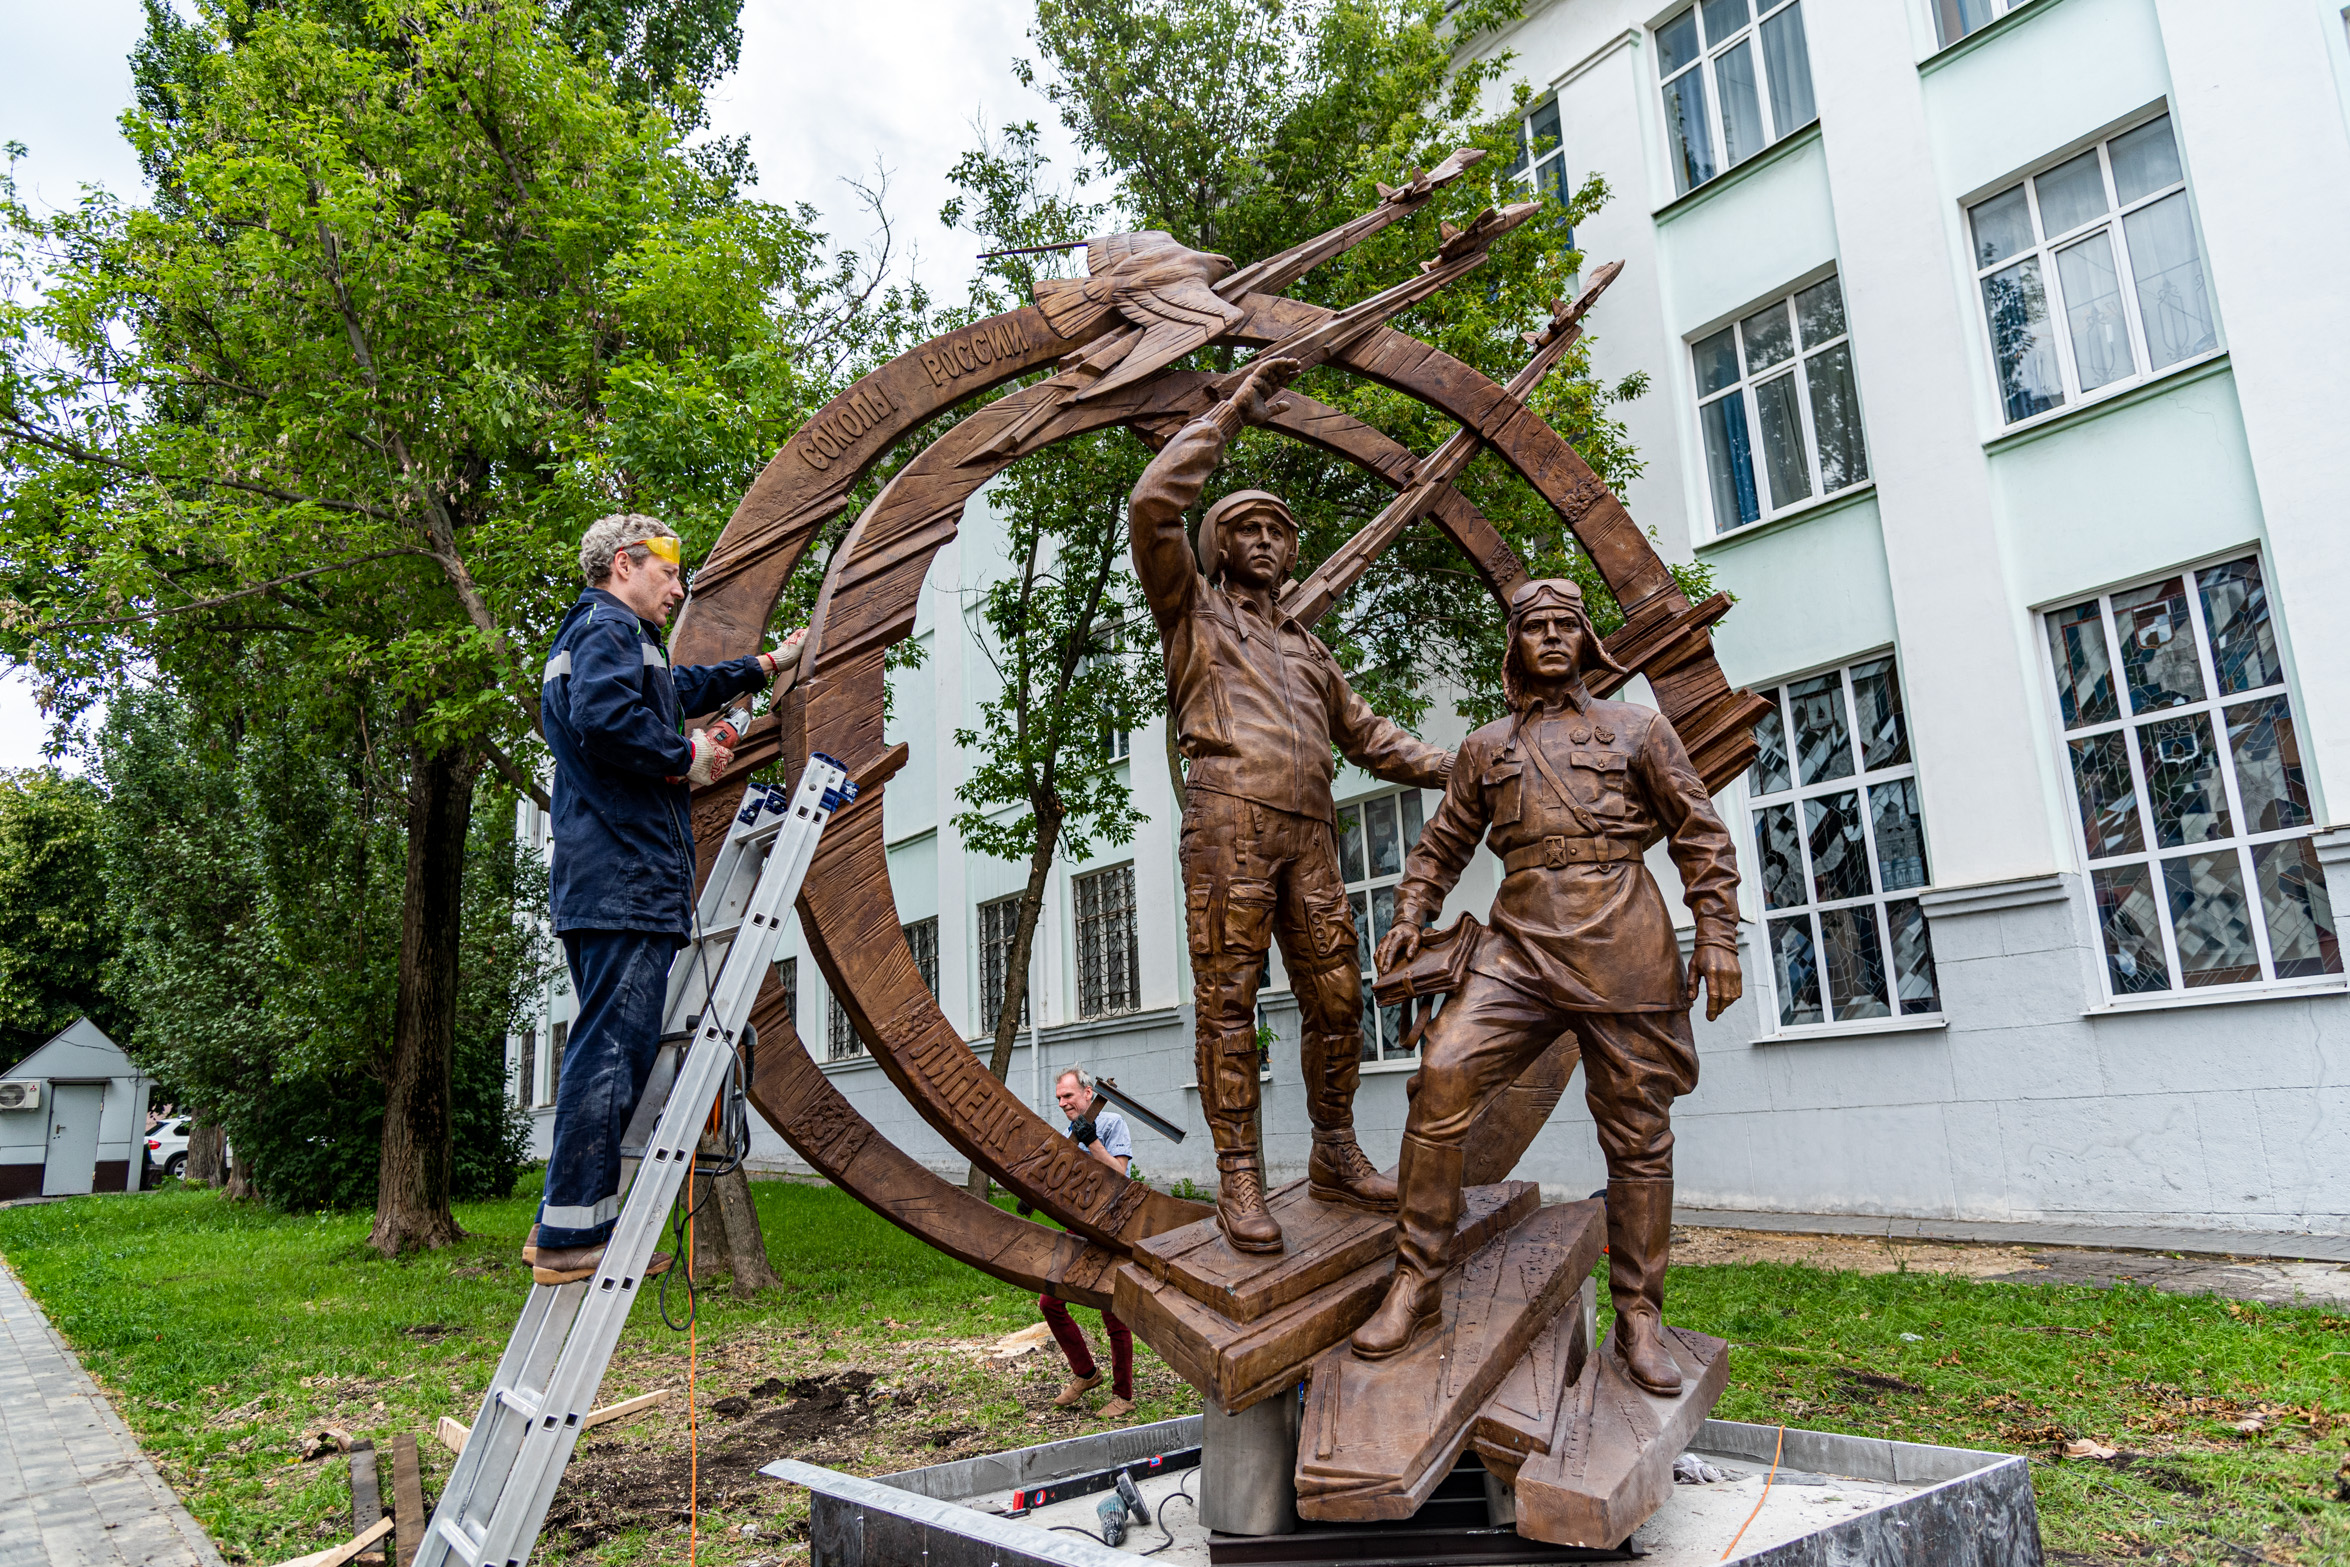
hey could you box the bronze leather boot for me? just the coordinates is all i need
[1606,1178,1684,1396]
[1307,1128,1398,1212]
[1350,1135,1461,1360]
[1215,1151,1284,1254]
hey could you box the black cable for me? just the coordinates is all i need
[1048,1524,1108,1543]
[1142,1480,1196,1557]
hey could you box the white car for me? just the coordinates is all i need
[145,1118,192,1180]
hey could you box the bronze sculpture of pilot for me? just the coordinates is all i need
[1128,357,1455,1255]
[1353,579,1742,1395]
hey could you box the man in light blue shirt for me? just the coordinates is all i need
[1037,1069,1136,1418]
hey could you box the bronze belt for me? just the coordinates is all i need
[1500,835,1641,873]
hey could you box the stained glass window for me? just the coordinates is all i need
[2046,555,2338,996]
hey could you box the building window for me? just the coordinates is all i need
[826,989,859,1060]
[1657,0,1817,197]
[545,1021,567,1108]
[1970,113,2216,426]
[1338,789,1429,1061]
[1073,865,1141,1019]
[1747,658,1941,1028]
[1104,723,1131,762]
[2046,556,2338,998]
[904,918,941,1000]
[1506,96,1573,235]
[1933,0,2035,48]
[777,956,798,1032]
[516,1028,536,1112]
[978,894,1032,1034]
[1693,274,1868,533]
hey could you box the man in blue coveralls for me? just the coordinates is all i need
[527,513,786,1285]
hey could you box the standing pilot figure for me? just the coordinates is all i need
[1129,357,1454,1255]
[1353,579,1741,1394]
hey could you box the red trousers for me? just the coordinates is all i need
[1038,1295,1132,1399]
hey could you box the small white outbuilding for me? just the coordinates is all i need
[0,1018,152,1199]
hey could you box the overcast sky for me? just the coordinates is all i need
[0,0,1077,770]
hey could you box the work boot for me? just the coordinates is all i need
[1053,1371,1103,1408]
[521,1224,540,1265]
[1606,1178,1684,1397]
[1351,1135,1462,1360]
[1307,1129,1398,1213]
[532,1243,675,1287]
[1099,1396,1137,1421]
[1215,1153,1284,1255]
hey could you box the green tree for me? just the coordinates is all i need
[0,0,921,1250]
[0,769,123,1067]
[1021,0,1704,729]
[92,679,537,1210]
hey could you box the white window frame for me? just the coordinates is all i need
[2039,550,2340,1002]
[1930,0,2037,49]
[1335,787,1432,1063]
[1072,863,1141,1019]
[977,893,1033,1036]
[1745,655,1943,1032]
[1654,0,1818,198]
[1967,109,2220,429]
[1690,271,1869,535]
[1506,95,1573,235]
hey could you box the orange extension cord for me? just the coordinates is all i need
[686,1193,695,1559]
[1718,1423,1784,1561]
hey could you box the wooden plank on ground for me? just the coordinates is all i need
[347,1441,383,1562]
[433,1416,468,1456]
[266,1514,392,1567]
[582,1387,674,1430]
[390,1432,425,1567]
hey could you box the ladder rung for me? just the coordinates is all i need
[436,1515,485,1555]
[495,1386,542,1421]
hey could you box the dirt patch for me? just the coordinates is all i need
[749,1370,884,1445]
[1670,1227,2050,1278]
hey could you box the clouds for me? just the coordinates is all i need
[705,0,1085,305]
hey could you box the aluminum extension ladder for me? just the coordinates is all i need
[415,754,858,1567]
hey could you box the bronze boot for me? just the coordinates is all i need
[1215,1150,1284,1255]
[1350,1135,1461,1360]
[1307,1128,1398,1213]
[1606,1178,1684,1397]
[1299,992,1396,1212]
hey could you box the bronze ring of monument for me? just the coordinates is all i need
[664,276,1768,1309]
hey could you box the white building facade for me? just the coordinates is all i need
[512,0,2350,1239]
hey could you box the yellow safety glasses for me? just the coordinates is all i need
[637,534,681,565]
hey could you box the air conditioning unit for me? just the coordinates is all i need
[0,1081,41,1112]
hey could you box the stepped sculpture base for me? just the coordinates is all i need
[1113,1182,1538,1413]
[1293,1199,1605,1522]
[1513,1321,1732,1548]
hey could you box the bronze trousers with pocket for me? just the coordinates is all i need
[1179,787,1370,1165]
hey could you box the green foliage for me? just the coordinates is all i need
[92,682,538,1210]
[0,768,125,1066]
[1019,0,1709,728]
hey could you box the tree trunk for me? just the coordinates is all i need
[225,1150,257,1202]
[714,1167,781,1295]
[185,1122,226,1186]
[689,1170,729,1278]
[965,804,1063,1200]
[370,738,478,1256]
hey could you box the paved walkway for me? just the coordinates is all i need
[1670,1204,2350,1263]
[0,1256,223,1567]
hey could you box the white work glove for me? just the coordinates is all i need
[1673,1453,1729,1485]
[684,729,732,786]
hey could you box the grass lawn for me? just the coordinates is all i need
[2,1176,2345,1565]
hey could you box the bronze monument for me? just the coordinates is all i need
[1128,353,1451,1254]
[1354,577,1742,1393]
[661,154,1773,1550]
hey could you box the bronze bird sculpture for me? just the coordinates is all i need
[1031,232,1248,401]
